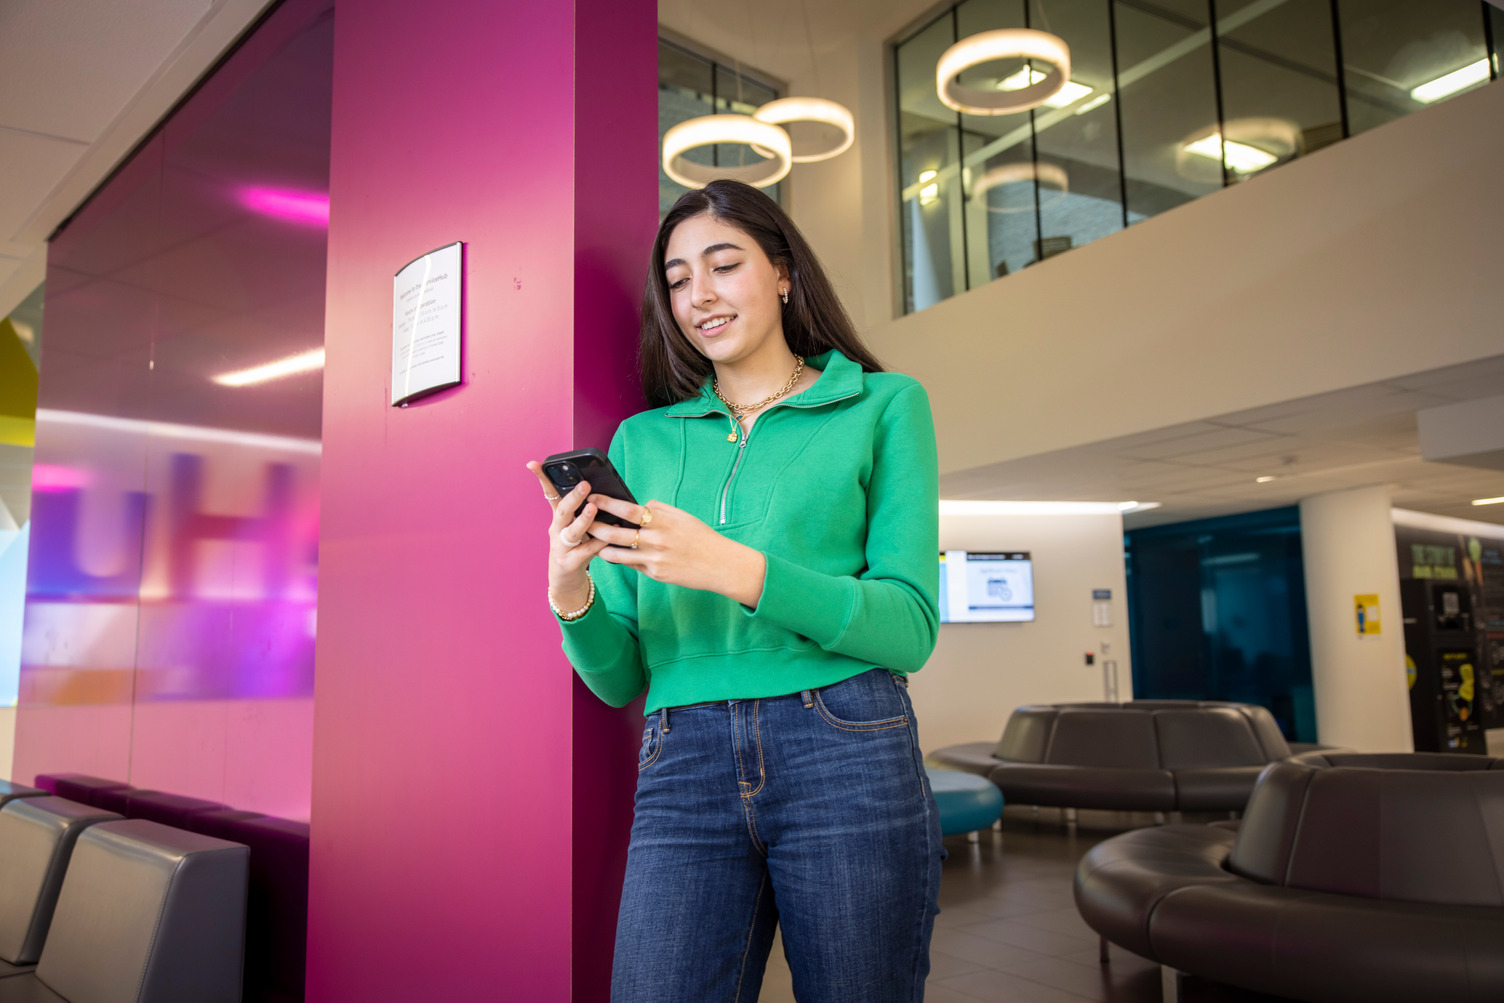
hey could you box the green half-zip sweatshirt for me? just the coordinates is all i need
[557,349,939,713]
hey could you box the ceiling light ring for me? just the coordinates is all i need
[750,97,855,163]
[971,161,1070,214]
[662,114,792,189]
[935,29,1072,116]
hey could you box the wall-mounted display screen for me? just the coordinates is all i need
[939,551,1035,623]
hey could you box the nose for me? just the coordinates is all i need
[689,270,716,307]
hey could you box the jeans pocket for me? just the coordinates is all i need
[637,722,664,771]
[812,670,910,732]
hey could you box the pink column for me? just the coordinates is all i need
[307,1,657,999]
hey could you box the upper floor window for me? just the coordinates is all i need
[659,37,784,217]
[896,0,1501,314]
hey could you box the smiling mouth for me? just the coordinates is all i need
[696,315,734,335]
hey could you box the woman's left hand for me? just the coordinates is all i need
[587,495,766,608]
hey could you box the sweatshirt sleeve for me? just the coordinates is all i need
[556,431,648,708]
[745,381,940,672]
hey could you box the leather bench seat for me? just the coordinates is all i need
[188,811,310,1003]
[123,791,228,829]
[0,798,121,978]
[0,819,249,1003]
[1074,751,1504,1002]
[929,700,1291,814]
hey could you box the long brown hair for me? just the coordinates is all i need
[640,180,885,407]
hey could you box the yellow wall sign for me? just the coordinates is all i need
[1355,594,1381,636]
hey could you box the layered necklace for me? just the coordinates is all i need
[713,355,804,443]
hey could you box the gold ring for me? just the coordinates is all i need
[631,530,640,549]
[639,507,653,526]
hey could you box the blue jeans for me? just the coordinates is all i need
[612,668,945,1002]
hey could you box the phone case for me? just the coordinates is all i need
[541,448,640,530]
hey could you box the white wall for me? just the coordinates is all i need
[1299,486,1412,751]
[910,511,1132,753]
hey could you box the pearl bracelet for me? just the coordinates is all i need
[549,572,595,622]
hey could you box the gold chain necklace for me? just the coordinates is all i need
[713,356,804,442]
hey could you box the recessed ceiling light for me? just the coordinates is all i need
[240,187,330,226]
[939,500,1158,515]
[1410,58,1490,104]
[1472,496,1504,507]
[1256,476,1275,483]
[213,348,325,387]
[998,67,1093,109]
[1184,134,1278,173]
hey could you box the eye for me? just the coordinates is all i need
[667,277,688,291]
[714,263,740,274]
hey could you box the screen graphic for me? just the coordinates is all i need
[939,551,1035,622]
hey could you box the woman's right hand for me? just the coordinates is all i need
[526,462,610,609]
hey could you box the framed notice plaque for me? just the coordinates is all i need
[392,241,463,406]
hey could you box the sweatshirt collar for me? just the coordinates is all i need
[664,349,862,417]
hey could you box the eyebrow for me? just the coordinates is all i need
[663,242,745,271]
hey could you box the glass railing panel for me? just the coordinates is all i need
[893,0,1499,314]
[898,13,966,312]
[1114,0,1223,221]
[1214,0,1344,181]
[1335,0,1491,137]
[957,0,1039,282]
[1033,0,1126,256]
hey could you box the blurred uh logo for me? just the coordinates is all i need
[22,411,319,703]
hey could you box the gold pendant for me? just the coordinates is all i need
[727,431,739,443]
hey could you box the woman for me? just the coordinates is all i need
[526,179,943,1002]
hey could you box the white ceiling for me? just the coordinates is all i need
[0,0,274,318]
[941,353,1504,529]
[2,0,929,320]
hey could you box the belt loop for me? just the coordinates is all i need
[661,706,670,733]
[801,689,813,709]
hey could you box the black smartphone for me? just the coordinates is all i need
[541,448,640,530]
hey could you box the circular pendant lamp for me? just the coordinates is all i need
[662,115,792,189]
[972,161,1069,212]
[936,29,1072,116]
[751,97,855,162]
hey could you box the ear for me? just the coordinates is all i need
[774,260,791,285]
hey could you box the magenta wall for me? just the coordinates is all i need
[19,0,333,821]
[308,0,656,998]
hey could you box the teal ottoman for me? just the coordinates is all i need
[926,766,1004,841]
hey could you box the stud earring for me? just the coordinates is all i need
[781,288,789,305]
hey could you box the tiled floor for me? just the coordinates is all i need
[756,808,1288,1002]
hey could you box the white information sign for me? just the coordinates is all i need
[392,241,463,406]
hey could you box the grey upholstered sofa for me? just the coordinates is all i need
[1074,751,1504,1002]
[929,701,1291,814]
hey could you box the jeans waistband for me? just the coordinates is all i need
[657,671,908,731]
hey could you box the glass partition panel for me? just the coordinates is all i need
[1337,0,1491,136]
[1033,0,1125,252]
[957,0,1038,283]
[657,39,783,216]
[1114,0,1222,220]
[898,13,966,312]
[658,41,716,215]
[714,65,782,206]
[1493,4,1504,77]
[893,0,1498,313]
[1214,0,1343,178]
